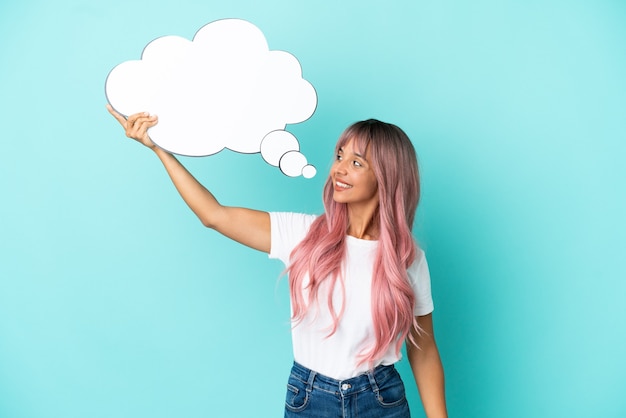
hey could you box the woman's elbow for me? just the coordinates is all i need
[197,211,219,229]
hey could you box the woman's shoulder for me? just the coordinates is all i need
[270,212,318,230]
[407,246,430,279]
[268,212,319,262]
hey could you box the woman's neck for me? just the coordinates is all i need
[346,204,379,240]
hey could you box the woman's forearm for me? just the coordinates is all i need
[408,314,448,418]
[153,147,222,227]
[151,146,271,252]
[409,343,447,418]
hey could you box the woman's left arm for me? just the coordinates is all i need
[407,313,448,418]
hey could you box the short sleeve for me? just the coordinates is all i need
[408,248,434,316]
[269,212,317,266]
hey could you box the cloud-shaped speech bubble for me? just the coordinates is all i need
[105,19,317,178]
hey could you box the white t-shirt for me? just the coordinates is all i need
[269,212,434,380]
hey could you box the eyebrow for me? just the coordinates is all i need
[338,147,366,160]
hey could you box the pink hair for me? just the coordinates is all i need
[287,119,421,368]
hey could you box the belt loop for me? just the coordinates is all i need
[367,368,380,398]
[306,367,316,393]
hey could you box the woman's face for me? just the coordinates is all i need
[331,138,379,209]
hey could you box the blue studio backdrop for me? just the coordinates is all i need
[1,1,625,417]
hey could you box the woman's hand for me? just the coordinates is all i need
[106,104,158,149]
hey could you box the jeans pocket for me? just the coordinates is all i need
[374,370,407,408]
[285,375,310,412]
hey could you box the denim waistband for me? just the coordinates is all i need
[289,361,397,396]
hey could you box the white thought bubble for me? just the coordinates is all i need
[105,19,317,177]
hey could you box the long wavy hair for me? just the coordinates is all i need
[287,119,421,367]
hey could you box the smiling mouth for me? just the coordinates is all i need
[335,180,352,189]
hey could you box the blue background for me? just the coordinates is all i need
[1,0,625,417]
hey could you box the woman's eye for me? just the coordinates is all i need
[336,154,342,161]
[353,160,362,167]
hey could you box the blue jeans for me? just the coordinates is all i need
[284,361,411,418]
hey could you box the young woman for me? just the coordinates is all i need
[107,105,448,418]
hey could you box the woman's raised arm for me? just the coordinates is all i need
[107,105,270,253]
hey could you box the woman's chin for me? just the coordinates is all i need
[332,192,348,204]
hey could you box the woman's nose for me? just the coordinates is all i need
[334,159,348,174]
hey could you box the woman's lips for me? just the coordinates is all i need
[334,180,352,191]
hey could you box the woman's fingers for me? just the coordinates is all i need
[127,114,156,135]
[107,104,158,147]
[126,112,150,127]
[127,115,158,148]
[106,104,128,127]
[106,104,154,130]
